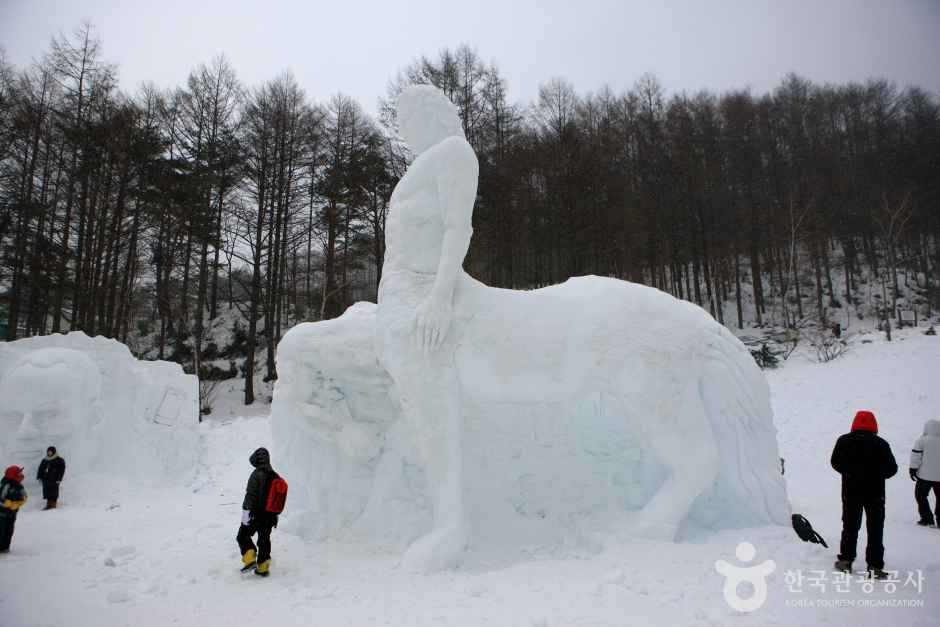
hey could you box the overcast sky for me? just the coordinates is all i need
[2,0,938,114]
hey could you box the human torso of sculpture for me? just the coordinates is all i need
[384,148,449,275]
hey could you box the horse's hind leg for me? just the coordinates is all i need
[628,374,719,540]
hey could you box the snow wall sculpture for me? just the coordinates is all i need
[0,332,199,482]
[272,85,789,571]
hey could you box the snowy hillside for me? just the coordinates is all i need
[1,327,938,626]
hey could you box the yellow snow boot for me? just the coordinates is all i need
[241,549,256,571]
[254,559,270,577]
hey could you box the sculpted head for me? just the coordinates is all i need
[0,347,102,464]
[397,85,463,154]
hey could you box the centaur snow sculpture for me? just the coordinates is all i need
[272,85,789,571]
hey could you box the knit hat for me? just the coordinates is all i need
[249,447,270,468]
[4,465,24,481]
[851,410,878,433]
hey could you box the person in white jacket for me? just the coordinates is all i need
[910,419,940,526]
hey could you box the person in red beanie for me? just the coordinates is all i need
[831,410,898,578]
[0,465,28,553]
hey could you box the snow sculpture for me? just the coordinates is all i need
[0,347,102,465]
[273,85,789,571]
[272,303,413,540]
[0,332,199,482]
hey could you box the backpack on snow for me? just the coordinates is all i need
[264,474,288,514]
[791,514,828,548]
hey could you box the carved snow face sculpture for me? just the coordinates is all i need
[397,85,463,154]
[0,348,103,464]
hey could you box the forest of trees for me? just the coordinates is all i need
[2,25,938,405]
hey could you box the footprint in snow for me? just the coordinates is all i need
[467,583,487,597]
[306,586,338,600]
[110,545,136,559]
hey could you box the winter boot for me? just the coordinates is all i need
[254,559,270,577]
[916,519,934,526]
[834,559,852,573]
[241,549,256,571]
[42,500,52,510]
[868,567,889,580]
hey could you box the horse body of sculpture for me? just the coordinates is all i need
[272,85,789,571]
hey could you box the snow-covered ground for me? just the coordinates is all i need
[1,326,938,626]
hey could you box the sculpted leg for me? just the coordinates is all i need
[400,362,467,572]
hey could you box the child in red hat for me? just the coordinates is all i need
[0,465,28,553]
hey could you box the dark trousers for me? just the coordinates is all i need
[838,488,886,569]
[42,481,59,502]
[0,513,16,551]
[236,517,274,563]
[915,479,940,524]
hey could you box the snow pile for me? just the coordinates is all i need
[272,285,790,560]
[0,332,199,483]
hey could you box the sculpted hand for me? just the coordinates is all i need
[414,297,453,352]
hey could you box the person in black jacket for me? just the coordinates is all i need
[831,410,898,578]
[236,447,278,577]
[37,446,66,510]
[0,465,28,553]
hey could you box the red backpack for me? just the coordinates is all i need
[265,474,288,514]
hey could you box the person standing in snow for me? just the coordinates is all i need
[237,447,278,577]
[36,446,66,510]
[831,410,898,578]
[0,466,28,553]
[909,419,940,527]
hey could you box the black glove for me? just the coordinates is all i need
[910,469,918,481]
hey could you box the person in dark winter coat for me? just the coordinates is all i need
[236,447,278,577]
[831,410,898,578]
[909,419,940,526]
[0,466,28,553]
[37,446,66,510]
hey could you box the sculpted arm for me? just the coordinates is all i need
[431,139,477,302]
[415,138,478,351]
